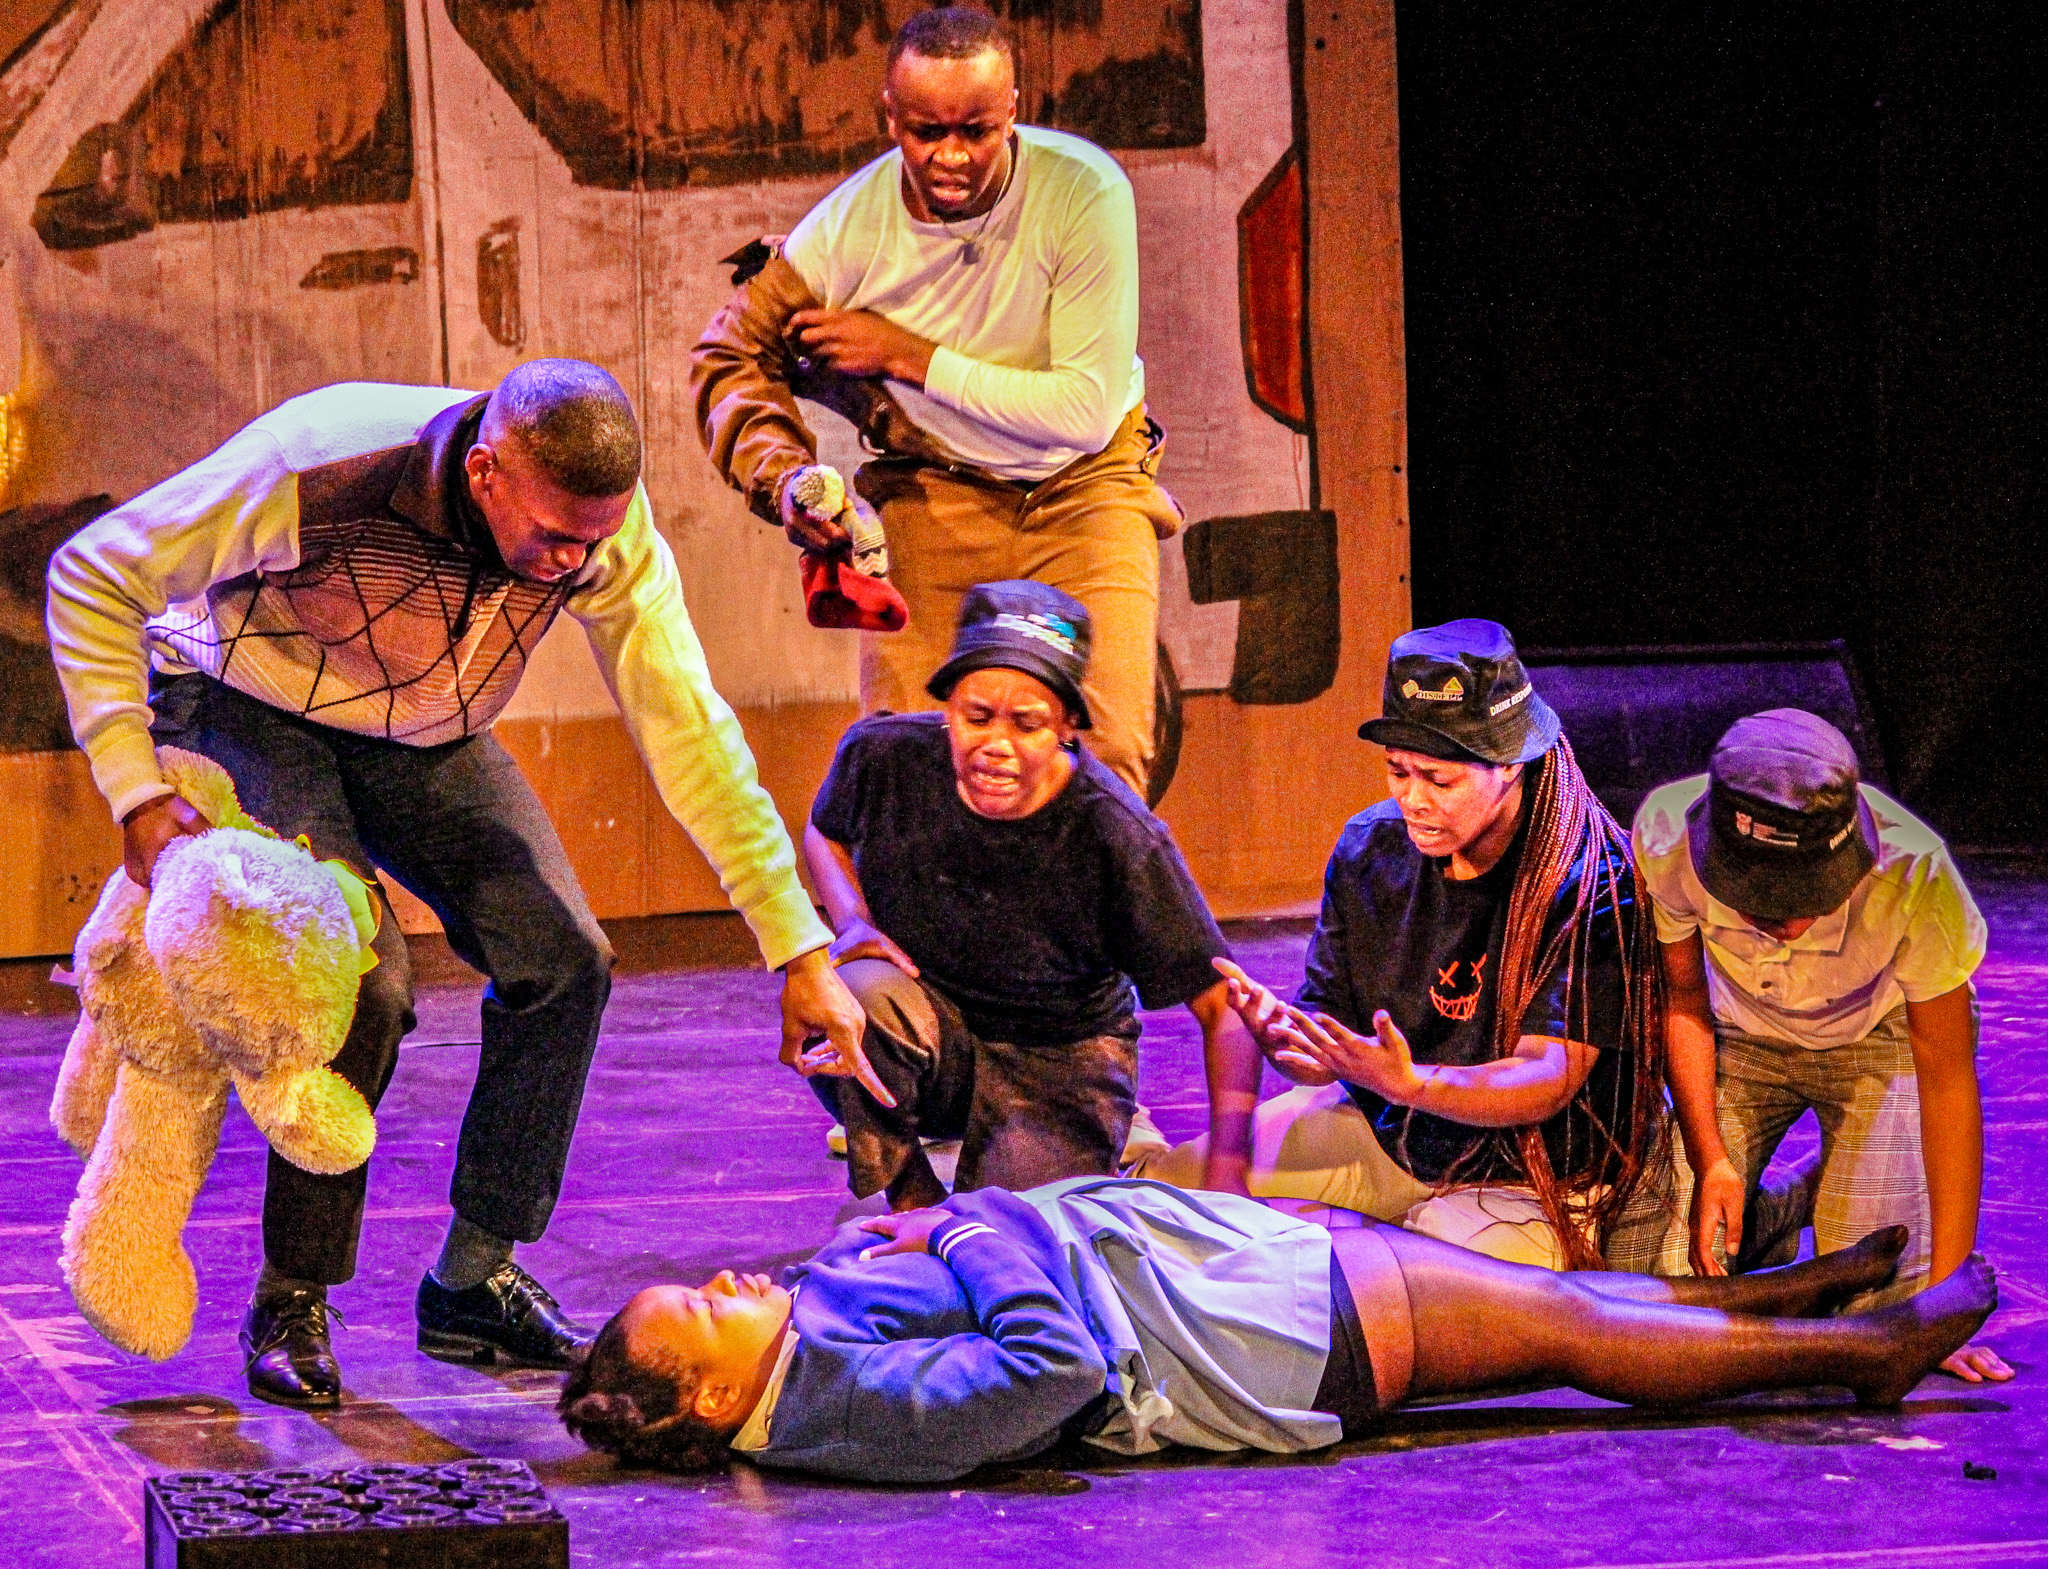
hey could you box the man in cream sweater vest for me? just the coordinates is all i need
[691,5,1181,797]
[46,360,873,1408]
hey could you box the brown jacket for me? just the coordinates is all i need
[690,254,958,527]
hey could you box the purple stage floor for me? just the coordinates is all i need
[3,864,2044,1568]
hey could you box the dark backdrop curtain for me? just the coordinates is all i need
[1396,1,2045,846]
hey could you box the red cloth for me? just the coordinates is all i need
[802,552,909,632]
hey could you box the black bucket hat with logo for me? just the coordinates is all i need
[1358,618,1561,765]
[1687,708,1881,921]
[927,580,1094,728]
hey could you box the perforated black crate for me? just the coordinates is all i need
[143,1460,568,1567]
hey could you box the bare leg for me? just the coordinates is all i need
[1385,1227,1994,1408]
[1571,1226,1907,1316]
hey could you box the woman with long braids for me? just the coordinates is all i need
[1134,619,1675,1270]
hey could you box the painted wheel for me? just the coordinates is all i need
[1148,641,1184,809]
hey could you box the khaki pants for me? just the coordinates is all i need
[1131,1081,1678,1272]
[855,406,1180,796]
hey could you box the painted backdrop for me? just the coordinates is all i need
[0,0,1311,737]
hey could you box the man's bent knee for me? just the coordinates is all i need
[491,918,614,1013]
[354,960,415,1051]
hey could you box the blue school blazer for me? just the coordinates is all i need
[750,1188,1108,1483]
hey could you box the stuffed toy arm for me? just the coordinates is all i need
[50,1010,121,1157]
[232,1066,375,1175]
[49,870,150,1155]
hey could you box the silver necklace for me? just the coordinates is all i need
[939,137,1016,266]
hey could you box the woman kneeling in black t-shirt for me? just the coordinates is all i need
[1134,618,1673,1271]
[800,581,1261,1211]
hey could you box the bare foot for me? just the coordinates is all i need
[1853,1254,1998,1407]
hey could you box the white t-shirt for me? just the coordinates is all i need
[782,125,1146,482]
[1632,777,1987,1048]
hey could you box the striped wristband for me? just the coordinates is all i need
[928,1216,998,1264]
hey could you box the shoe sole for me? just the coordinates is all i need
[417,1327,578,1371]
[243,1378,342,1411]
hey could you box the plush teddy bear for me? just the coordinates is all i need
[49,747,380,1361]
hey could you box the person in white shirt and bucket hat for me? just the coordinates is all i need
[1633,708,2010,1379]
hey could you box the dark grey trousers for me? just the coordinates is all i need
[150,674,614,1283]
[817,958,1140,1204]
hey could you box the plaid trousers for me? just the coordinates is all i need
[1694,1007,1935,1307]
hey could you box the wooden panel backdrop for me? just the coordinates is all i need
[0,0,1405,956]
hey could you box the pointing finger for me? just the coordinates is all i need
[845,1039,898,1109]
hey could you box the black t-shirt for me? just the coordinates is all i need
[811,713,1229,1045]
[1296,799,1635,1185]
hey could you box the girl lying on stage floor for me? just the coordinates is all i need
[558,1177,1995,1483]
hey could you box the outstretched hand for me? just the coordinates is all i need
[1212,961,1428,1102]
[1212,958,1337,1086]
[856,1207,950,1260]
[1687,1157,1747,1277]
[1281,1008,1428,1105]
[779,948,895,1107]
[1941,1342,2015,1382]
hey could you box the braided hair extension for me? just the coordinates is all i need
[1434,735,1670,1269]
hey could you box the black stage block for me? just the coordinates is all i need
[1523,641,1885,826]
[143,1460,568,1568]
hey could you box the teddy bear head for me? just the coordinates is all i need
[143,828,366,1079]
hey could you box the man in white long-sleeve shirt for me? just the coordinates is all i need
[46,360,875,1409]
[691,5,1181,795]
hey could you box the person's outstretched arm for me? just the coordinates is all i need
[1908,984,1985,1284]
[568,503,885,1101]
[757,1208,1107,1483]
[689,256,847,551]
[1661,932,1745,1274]
[801,823,919,976]
[1188,980,1260,1195]
[1907,983,2010,1381]
[1268,1003,1598,1128]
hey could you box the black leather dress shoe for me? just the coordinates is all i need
[239,1290,343,1409]
[416,1263,594,1370]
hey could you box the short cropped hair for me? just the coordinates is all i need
[491,359,642,498]
[557,1306,731,1474]
[887,5,1015,71]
